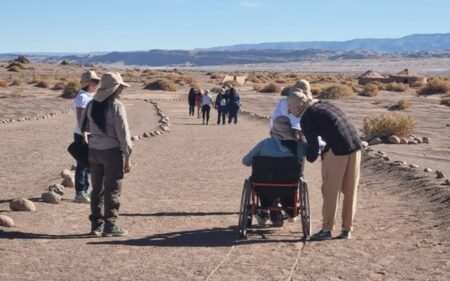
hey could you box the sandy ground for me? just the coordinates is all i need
[0,85,449,280]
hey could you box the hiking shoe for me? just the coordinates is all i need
[336,230,352,240]
[310,229,332,241]
[74,192,90,204]
[255,210,269,226]
[102,225,128,237]
[89,223,104,237]
[270,211,285,227]
[288,216,298,222]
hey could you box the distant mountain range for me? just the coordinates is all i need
[208,33,450,52]
[1,33,450,67]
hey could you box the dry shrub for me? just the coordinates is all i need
[210,87,222,93]
[360,83,379,97]
[223,80,241,87]
[253,84,262,91]
[440,93,450,106]
[397,98,411,110]
[288,73,298,79]
[417,78,449,96]
[7,62,24,70]
[52,81,66,90]
[35,79,50,88]
[363,112,415,138]
[384,82,409,92]
[311,85,321,96]
[0,80,8,87]
[210,73,223,80]
[10,79,22,86]
[62,80,81,99]
[259,82,281,93]
[8,65,21,72]
[275,78,287,84]
[319,85,355,99]
[144,78,177,92]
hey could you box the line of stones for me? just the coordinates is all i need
[0,108,73,124]
[241,108,450,186]
[129,99,171,141]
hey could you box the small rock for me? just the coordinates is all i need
[393,160,407,165]
[422,137,430,144]
[383,156,390,161]
[400,138,408,144]
[0,215,15,228]
[368,137,383,146]
[436,170,446,179]
[143,132,150,138]
[60,169,73,179]
[388,135,401,144]
[361,141,369,148]
[149,132,156,137]
[48,184,65,196]
[445,178,450,185]
[61,176,74,188]
[424,168,433,173]
[41,191,61,204]
[9,198,36,212]
[155,131,162,135]
[131,136,139,141]
[409,164,419,169]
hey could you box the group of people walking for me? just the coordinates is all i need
[71,71,361,241]
[188,87,240,125]
[243,79,362,241]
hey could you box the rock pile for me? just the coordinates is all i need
[361,134,430,146]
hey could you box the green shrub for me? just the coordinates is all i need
[61,80,81,99]
[144,78,177,92]
[259,82,281,93]
[319,85,355,99]
[417,78,449,96]
[363,112,415,138]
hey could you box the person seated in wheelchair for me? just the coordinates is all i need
[242,116,307,226]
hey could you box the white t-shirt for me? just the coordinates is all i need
[269,97,301,131]
[201,94,214,107]
[73,90,94,135]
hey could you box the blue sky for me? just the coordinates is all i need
[1,0,449,53]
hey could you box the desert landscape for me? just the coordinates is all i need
[0,56,449,281]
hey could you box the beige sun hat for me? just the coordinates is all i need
[287,90,318,117]
[271,116,296,141]
[93,72,130,102]
[289,79,312,99]
[80,70,100,89]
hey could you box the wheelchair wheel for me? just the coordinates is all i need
[238,179,252,238]
[299,180,311,240]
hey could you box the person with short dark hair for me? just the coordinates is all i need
[288,91,362,240]
[188,87,196,116]
[227,87,240,124]
[214,88,228,125]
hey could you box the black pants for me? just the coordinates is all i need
[189,104,195,116]
[217,108,226,124]
[202,105,211,124]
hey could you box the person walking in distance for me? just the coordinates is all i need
[227,87,240,124]
[73,70,100,204]
[215,88,228,125]
[201,90,214,125]
[195,89,203,118]
[79,72,133,237]
[188,87,196,116]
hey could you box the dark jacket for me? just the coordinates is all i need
[228,91,240,109]
[215,93,228,109]
[188,89,196,105]
[300,101,362,162]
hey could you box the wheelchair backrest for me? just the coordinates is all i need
[251,156,300,183]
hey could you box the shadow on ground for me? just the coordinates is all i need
[121,211,238,217]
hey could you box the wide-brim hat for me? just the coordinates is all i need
[93,72,130,102]
[289,79,312,98]
[271,116,296,141]
[287,90,318,117]
[80,70,100,89]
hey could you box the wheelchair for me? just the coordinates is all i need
[238,156,311,240]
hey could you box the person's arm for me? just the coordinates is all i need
[242,140,264,166]
[301,117,320,163]
[113,102,133,172]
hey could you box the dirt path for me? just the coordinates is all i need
[0,98,449,281]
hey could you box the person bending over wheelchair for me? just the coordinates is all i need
[242,116,307,226]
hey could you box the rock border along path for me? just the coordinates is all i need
[0,108,73,124]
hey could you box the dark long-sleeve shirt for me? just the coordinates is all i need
[300,101,362,162]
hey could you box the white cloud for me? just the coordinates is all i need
[240,1,262,8]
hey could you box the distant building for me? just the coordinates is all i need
[390,69,427,86]
[222,75,248,86]
[358,70,393,85]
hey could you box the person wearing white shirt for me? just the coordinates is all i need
[73,70,100,204]
[201,90,214,125]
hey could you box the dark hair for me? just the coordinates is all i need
[281,140,298,157]
[82,85,89,92]
[189,87,195,95]
[91,94,116,133]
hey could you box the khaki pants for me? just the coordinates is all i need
[321,149,361,231]
[88,148,124,226]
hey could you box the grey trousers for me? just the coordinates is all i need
[88,148,124,226]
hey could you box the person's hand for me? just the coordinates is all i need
[124,157,132,173]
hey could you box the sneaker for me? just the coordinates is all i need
[288,216,298,222]
[102,225,128,237]
[74,192,90,204]
[255,210,269,226]
[89,223,104,237]
[270,211,285,227]
[336,230,352,240]
[310,229,332,241]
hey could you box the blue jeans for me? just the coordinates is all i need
[228,106,239,124]
[217,107,226,124]
[74,133,90,194]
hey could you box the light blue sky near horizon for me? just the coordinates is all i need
[1,0,449,53]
